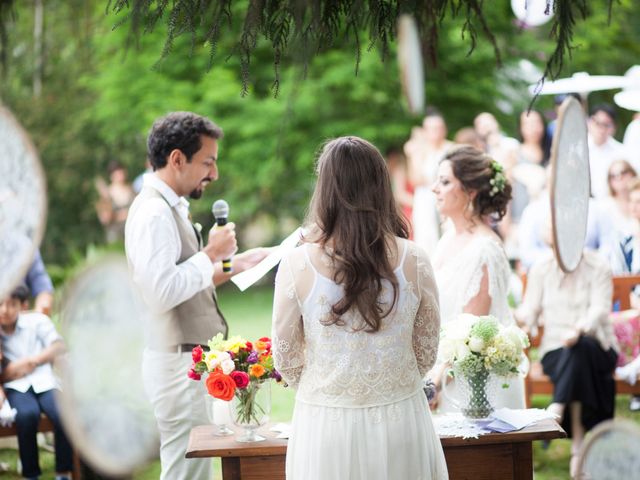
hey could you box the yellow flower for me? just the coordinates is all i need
[249,364,265,378]
[224,335,247,354]
[207,333,226,352]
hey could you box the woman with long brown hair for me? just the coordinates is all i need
[272,136,447,479]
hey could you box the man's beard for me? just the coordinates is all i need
[189,178,211,199]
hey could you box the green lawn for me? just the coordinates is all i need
[1,284,638,479]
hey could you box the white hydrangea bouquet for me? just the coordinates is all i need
[439,313,529,418]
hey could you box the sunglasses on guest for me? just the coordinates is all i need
[609,169,634,180]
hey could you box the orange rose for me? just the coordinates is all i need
[249,364,265,378]
[205,371,236,401]
[255,337,271,352]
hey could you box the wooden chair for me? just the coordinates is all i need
[0,414,54,437]
[525,274,640,407]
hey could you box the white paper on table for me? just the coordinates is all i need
[490,408,556,431]
[230,227,304,291]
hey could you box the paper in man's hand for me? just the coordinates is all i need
[230,227,303,291]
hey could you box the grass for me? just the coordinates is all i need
[1,284,638,479]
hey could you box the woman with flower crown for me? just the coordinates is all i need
[272,137,448,479]
[428,146,526,411]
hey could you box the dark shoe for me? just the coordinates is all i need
[630,395,640,412]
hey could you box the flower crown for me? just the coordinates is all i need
[488,160,507,197]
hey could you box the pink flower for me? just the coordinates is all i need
[192,345,203,363]
[230,370,250,389]
[187,368,201,381]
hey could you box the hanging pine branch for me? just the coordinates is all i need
[0,0,15,74]
[0,0,616,92]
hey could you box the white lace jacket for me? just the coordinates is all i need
[272,239,441,408]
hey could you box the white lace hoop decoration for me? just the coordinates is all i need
[57,256,159,476]
[575,419,640,480]
[0,105,47,300]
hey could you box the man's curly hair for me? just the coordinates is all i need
[147,111,223,170]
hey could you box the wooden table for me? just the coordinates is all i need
[186,419,566,480]
[439,419,566,479]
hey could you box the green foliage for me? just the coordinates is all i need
[102,0,618,97]
[1,0,639,267]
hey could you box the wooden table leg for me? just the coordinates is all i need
[221,457,241,480]
[221,456,285,480]
[512,442,533,480]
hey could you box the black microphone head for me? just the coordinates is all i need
[212,199,229,219]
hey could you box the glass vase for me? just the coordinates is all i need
[230,381,271,442]
[442,365,496,420]
[460,368,495,419]
[211,398,234,436]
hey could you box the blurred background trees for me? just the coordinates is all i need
[1,0,639,281]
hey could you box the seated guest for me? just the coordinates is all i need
[608,177,640,411]
[517,188,614,271]
[600,160,637,238]
[515,244,618,478]
[610,178,640,279]
[0,285,72,480]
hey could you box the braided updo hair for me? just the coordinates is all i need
[443,146,512,220]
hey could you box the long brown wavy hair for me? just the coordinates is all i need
[306,136,409,332]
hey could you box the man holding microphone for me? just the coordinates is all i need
[125,111,269,479]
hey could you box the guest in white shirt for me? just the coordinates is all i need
[517,189,614,271]
[515,247,618,478]
[125,112,270,480]
[588,104,629,199]
[0,285,72,480]
[623,113,640,169]
[609,178,640,280]
[600,160,637,237]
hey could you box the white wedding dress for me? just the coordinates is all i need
[272,239,448,480]
[432,234,526,412]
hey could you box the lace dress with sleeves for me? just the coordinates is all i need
[433,234,526,411]
[272,238,448,480]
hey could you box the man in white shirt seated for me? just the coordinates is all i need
[0,285,72,480]
[588,104,630,199]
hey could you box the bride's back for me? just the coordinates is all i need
[276,238,438,408]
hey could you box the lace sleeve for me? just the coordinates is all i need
[414,246,441,377]
[271,252,305,389]
[461,238,511,323]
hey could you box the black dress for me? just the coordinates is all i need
[541,335,618,436]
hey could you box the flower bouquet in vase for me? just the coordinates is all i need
[188,334,282,442]
[439,314,529,419]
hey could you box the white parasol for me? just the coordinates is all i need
[613,66,640,112]
[529,71,627,96]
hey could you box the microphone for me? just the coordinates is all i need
[212,199,232,273]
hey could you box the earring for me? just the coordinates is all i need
[465,200,473,213]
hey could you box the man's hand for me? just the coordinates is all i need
[34,292,54,316]
[9,357,38,378]
[233,247,275,274]
[204,223,238,263]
